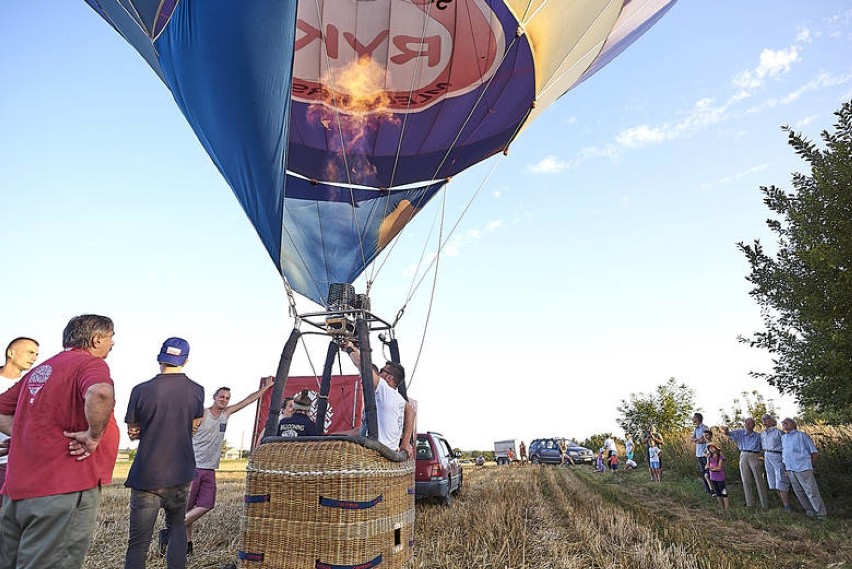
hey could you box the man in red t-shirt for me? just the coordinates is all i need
[0,314,119,569]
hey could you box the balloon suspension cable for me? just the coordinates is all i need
[387,26,528,385]
[425,34,524,186]
[378,25,526,305]
[303,0,371,285]
[364,0,438,290]
[278,215,327,306]
[402,184,447,391]
[406,158,503,304]
[299,336,322,389]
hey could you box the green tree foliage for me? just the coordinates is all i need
[616,377,698,438]
[738,100,852,422]
[719,389,779,426]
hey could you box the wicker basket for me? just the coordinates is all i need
[238,439,415,569]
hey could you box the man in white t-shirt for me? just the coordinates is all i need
[341,341,415,459]
[0,337,39,494]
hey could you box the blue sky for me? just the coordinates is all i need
[2,2,851,451]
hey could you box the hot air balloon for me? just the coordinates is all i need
[85,0,676,307]
[83,2,676,567]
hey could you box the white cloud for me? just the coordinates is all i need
[783,71,852,104]
[527,155,572,174]
[795,27,813,43]
[794,114,819,128]
[700,164,769,190]
[733,46,800,91]
[524,30,847,177]
[615,124,668,148]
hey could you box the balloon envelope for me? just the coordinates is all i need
[85,0,676,305]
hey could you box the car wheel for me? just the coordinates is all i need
[442,478,453,506]
[531,456,540,465]
[456,471,463,495]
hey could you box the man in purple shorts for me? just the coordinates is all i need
[171,378,273,555]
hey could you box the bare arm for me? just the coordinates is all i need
[342,342,380,388]
[400,400,415,458]
[225,376,274,415]
[64,382,116,461]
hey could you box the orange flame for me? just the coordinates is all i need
[308,56,400,184]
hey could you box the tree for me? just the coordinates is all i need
[719,389,779,426]
[738,100,852,422]
[616,378,697,437]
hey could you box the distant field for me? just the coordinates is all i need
[85,461,850,569]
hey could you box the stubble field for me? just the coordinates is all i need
[83,460,850,569]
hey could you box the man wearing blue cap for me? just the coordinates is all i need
[123,337,204,569]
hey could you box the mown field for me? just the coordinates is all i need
[84,459,851,569]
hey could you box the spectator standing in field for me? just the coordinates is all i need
[519,441,527,462]
[182,377,274,555]
[641,424,664,480]
[690,413,713,495]
[702,430,714,492]
[724,418,770,509]
[560,440,575,467]
[125,337,204,569]
[706,442,729,510]
[648,440,662,482]
[603,434,616,459]
[781,418,826,520]
[760,414,793,512]
[0,315,119,569]
[277,390,317,438]
[0,337,39,494]
[624,433,634,463]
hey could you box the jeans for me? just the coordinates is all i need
[697,456,712,494]
[124,483,190,569]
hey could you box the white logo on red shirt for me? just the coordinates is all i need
[27,364,52,404]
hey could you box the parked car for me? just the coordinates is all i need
[415,432,463,506]
[528,438,595,465]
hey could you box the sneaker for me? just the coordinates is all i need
[186,541,194,556]
[784,504,794,513]
[158,528,169,556]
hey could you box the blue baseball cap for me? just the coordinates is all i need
[157,337,190,367]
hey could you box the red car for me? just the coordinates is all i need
[415,432,463,506]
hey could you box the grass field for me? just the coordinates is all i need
[83,460,850,569]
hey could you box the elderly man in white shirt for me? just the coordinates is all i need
[781,418,826,520]
[760,414,793,512]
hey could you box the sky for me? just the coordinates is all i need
[2,2,851,453]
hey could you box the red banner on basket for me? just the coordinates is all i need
[251,375,363,450]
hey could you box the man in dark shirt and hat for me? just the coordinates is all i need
[124,337,204,569]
